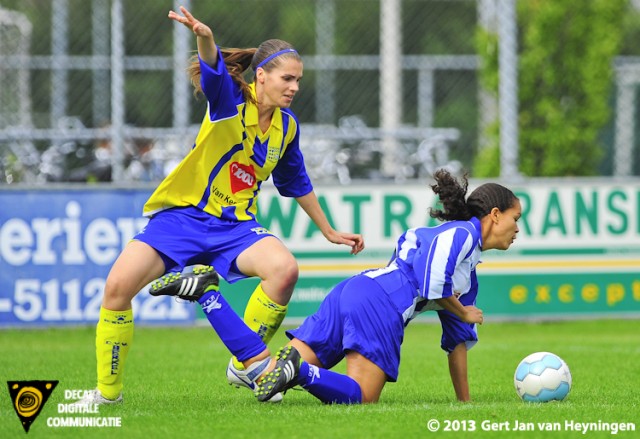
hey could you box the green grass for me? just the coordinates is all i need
[1,319,639,438]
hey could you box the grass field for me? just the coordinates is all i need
[1,319,639,438]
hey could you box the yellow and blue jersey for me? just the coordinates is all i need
[144,49,312,221]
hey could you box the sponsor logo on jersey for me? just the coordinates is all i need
[230,162,256,193]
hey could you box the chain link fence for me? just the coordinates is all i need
[0,0,636,185]
[0,0,489,184]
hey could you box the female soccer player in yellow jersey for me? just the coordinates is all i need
[76,6,364,405]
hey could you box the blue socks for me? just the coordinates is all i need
[196,287,362,404]
[297,361,362,404]
[198,288,266,362]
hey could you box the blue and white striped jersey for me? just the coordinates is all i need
[364,217,482,326]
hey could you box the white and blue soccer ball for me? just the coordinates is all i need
[514,352,572,402]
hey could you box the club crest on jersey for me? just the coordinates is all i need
[230,162,256,193]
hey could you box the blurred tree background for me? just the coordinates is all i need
[475,0,630,177]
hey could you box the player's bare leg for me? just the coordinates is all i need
[344,351,387,403]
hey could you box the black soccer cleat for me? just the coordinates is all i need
[149,265,219,301]
[255,345,302,402]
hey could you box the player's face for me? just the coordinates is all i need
[260,58,303,108]
[492,199,522,250]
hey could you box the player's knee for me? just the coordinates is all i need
[103,272,137,309]
[360,391,380,404]
[281,259,299,289]
[266,255,299,291]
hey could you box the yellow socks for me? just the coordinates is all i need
[95,307,134,400]
[232,283,287,369]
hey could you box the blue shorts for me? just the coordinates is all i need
[286,274,405,382]
[134,206,274,282]
[437,292,478,353]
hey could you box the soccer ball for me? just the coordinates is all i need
[514,352,572,402]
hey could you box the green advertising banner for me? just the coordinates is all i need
[485,271,640,316]
[203,179,640,322]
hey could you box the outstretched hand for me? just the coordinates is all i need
[168,6,212,38]
[168,6,216,66]
[325,230,365,255]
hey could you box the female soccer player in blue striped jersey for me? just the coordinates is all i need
[255,169,521,404]
[77,6,363,406]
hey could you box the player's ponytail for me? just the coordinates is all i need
[186,55,202,97]
[221,48,258,104]
[185,39,299,105]
[429,169,471,221]
[186,48,257,103]
[429,169,516,221]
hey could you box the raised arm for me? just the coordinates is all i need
[168,6,217,66]
[295,191,365,255]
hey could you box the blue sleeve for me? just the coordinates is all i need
[271,118,313,198]
[198,49,243,122]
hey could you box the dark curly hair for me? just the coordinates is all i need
[429,169,517,221]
